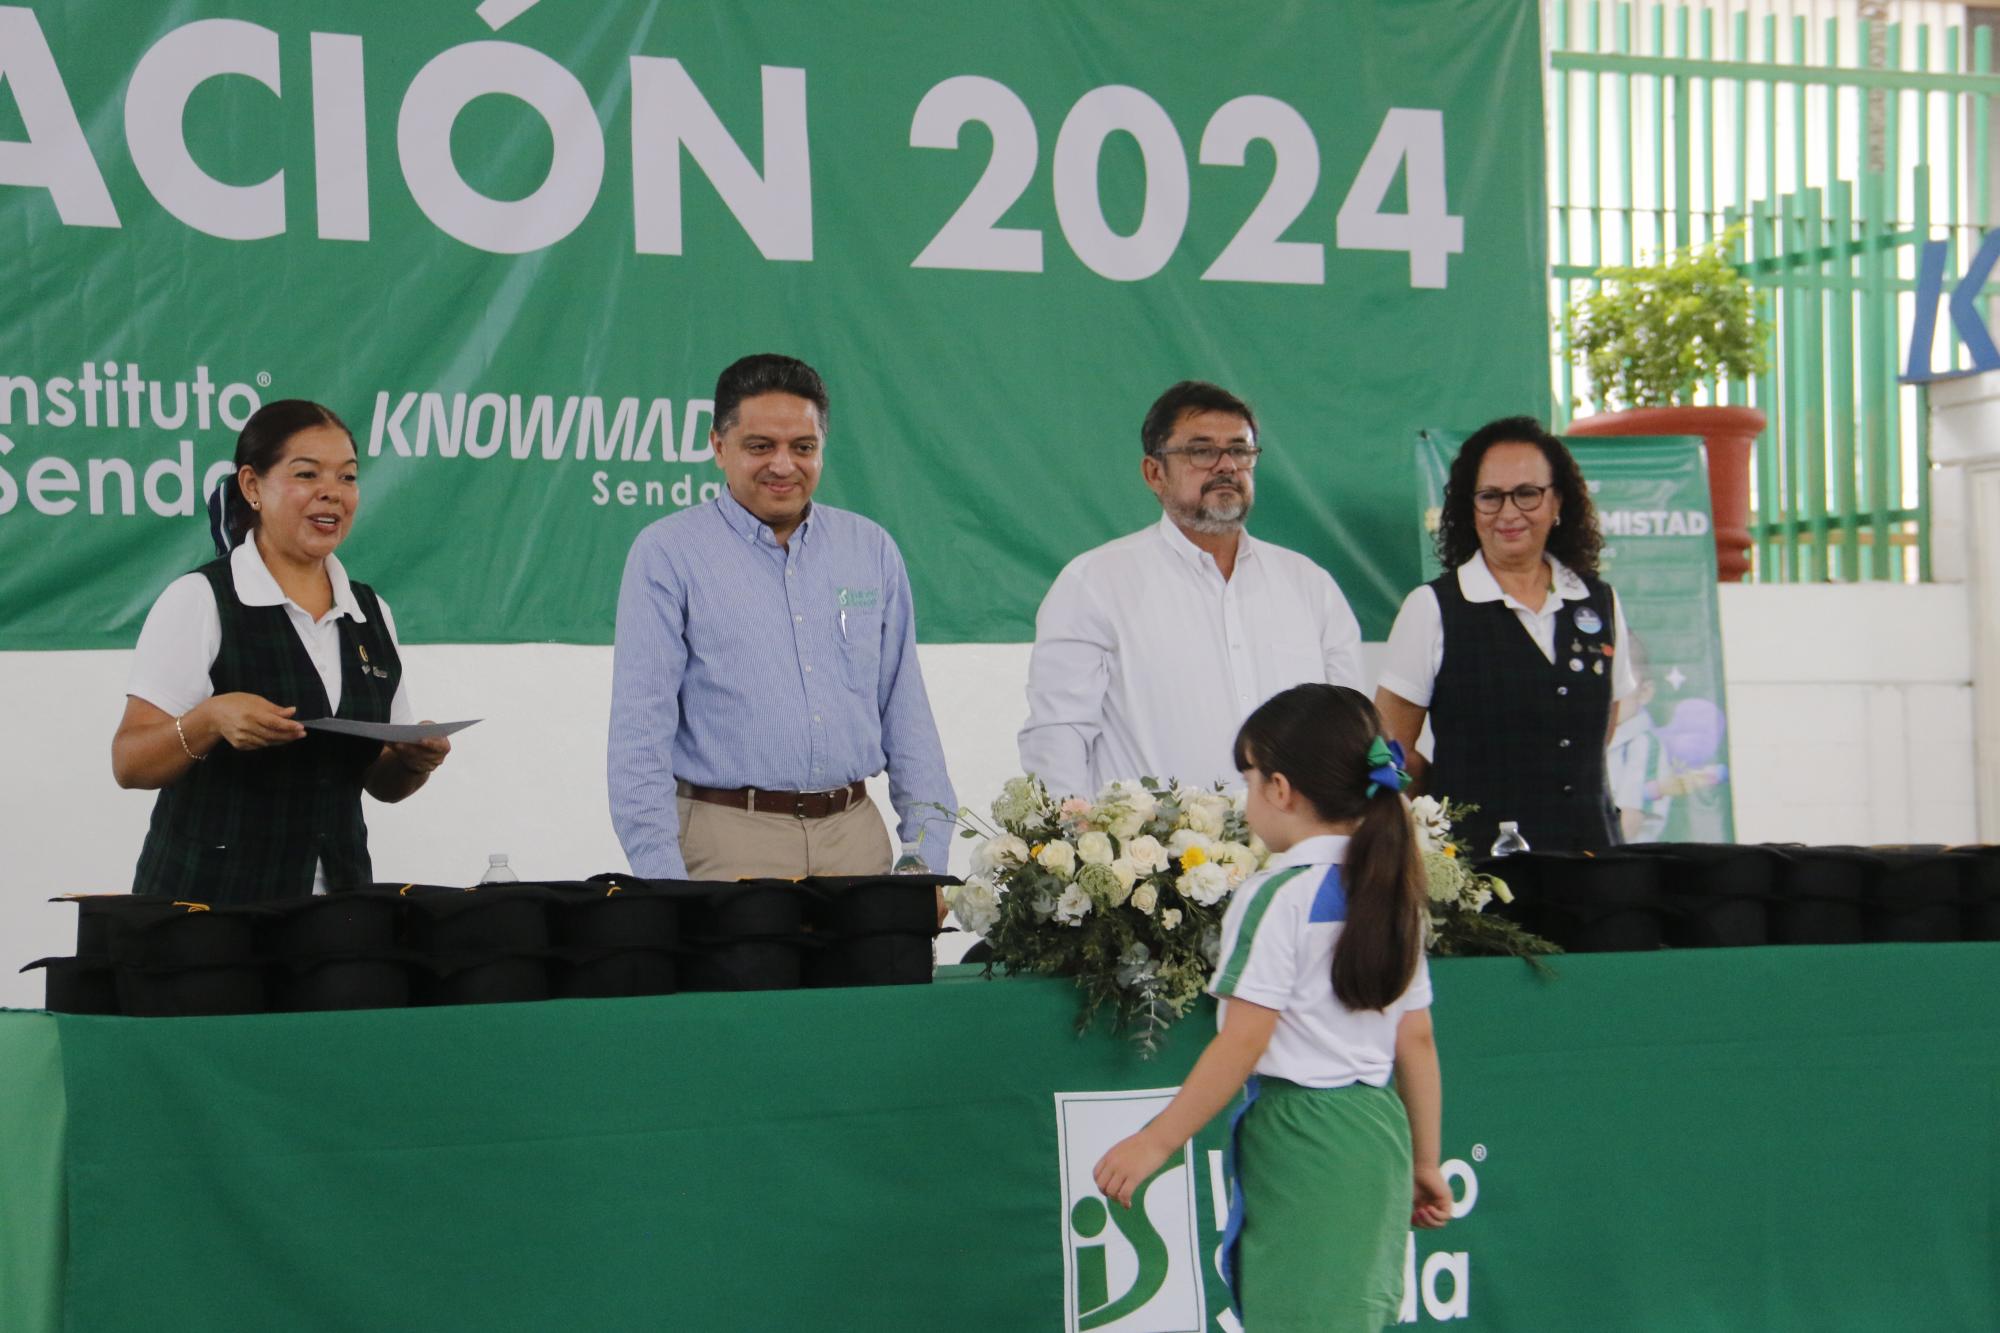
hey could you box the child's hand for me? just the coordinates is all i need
[1411,1163,1453,1229]
[1094,1131,1173,1209]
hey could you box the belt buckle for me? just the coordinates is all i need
[798,785,843,817]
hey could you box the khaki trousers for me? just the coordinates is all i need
[675,796,893,881]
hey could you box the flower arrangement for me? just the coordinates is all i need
[944,780,1558,1056]
[944,776,1265,1055]
[1412,795,1561,963]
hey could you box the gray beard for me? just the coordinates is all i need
[1165,485,1251,534]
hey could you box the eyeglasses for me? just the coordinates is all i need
[1472,484,1553,514]
[1154,444,1262,470]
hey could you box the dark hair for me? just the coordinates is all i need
[1232,684,1424,1012]
[1434,415,1603,576]
[1140,381,1257,456]
[208,399,352,556]
[713,354,830,436]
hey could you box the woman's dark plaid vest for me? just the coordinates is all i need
[1425,565,1622,855]
[130,559,401,903]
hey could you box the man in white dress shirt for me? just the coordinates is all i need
[1017,381,1364,799]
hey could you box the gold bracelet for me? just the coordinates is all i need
[174,713,205,762]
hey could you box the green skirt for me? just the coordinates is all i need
[1223,1076,1411,1332]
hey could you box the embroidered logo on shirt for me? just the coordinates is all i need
[836,587,880,608]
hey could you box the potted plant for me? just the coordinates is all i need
[1563,225,1772,581]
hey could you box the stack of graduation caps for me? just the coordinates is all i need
[26,897,269,1016]
[27,872,950,1015]
[1481,842,1996,953]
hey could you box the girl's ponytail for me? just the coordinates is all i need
[1334,776,1424,1011]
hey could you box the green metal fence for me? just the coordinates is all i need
[1547,0,2000,581]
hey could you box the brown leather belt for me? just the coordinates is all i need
[676,778,867,819]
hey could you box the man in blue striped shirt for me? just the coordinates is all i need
[608,354,956,882]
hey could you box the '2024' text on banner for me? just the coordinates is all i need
[0,0,1547,648]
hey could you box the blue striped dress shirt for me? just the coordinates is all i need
[608,490,956,878]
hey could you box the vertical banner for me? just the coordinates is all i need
[0,0,1547,649]
[1415,431,1735,842]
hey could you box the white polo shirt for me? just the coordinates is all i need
[1376,551,1637,709]
[1210,834,1432,1088]
[1018,515,1364,800]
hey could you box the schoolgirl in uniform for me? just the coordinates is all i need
[1094,683,1451,1331]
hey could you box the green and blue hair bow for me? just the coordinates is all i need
[1364,737,1411,799]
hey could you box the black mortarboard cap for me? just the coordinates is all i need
[806,875,950,938]
[680,940,805,992]
[1951,846,2000,941]
[1520,852,1665,952]
[804,934,935,988]
[547,878,683,952]
[115,963,268,1017]
[270,955,413,1012]
[412,954,551,1006]
[1766,845,1870,944]
[551,948,679,999]
[21,956,119,1014]
[1863,849,1963,943]
[687,880,813,941]
[1618,843,1775,948]
[399,885,552,958]
[264,891,404,960]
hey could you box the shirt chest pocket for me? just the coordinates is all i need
[838,605,883,693]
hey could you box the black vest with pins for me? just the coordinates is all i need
[1426,566,1621,855]
[131,558,402,903]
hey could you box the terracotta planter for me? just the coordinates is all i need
[1565,405,1768,582]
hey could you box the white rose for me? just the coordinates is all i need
[1036,840,1078,877]
[971,834,1030,877]
[1210,842,1258,888]
[1075,831,1115,866]
[1129,882,1159,915]
[1177,862,1231,907]
[1053,883,1093,926]
[1180,793,1228,838]
[1123,835,1168,875]
[1248,833,1269,861]
[1166,828,1214,861]
[947,878,1001,936]
[1160,908,1183,931]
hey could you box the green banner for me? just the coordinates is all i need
[6,947,1998,1331]
[1416,431,1735,842]
[0,0,1547,649]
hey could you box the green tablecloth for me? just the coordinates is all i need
[2,945,1996,1331]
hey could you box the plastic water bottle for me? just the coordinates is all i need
[891,849,928,874]
[1489,822,1530,857]
[479,853,519,884]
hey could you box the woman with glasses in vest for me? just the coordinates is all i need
[1373,417,1636,854]
[111,400,449,902]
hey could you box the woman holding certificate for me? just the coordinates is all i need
[111,400,449,902]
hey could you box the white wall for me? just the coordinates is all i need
[0,584,1975,1008]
